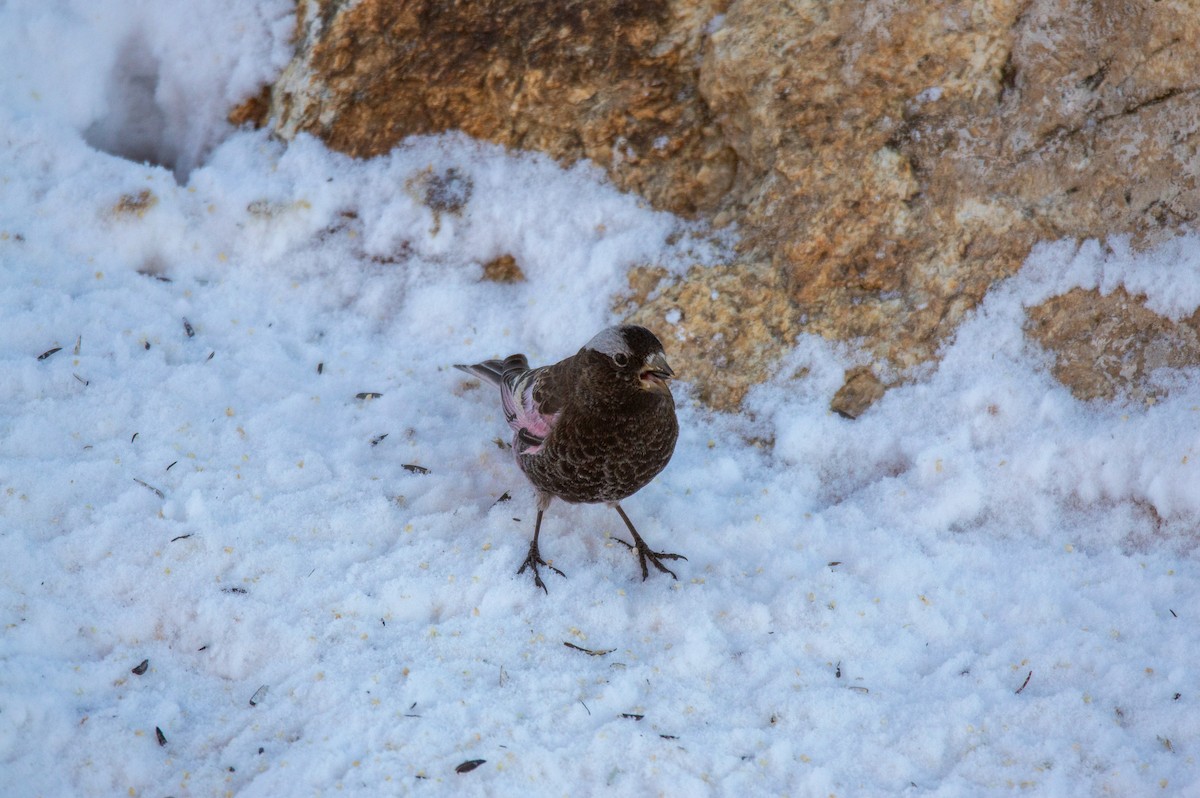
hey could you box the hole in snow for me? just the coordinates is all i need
[82,32,181,177]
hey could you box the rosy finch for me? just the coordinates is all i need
[456,325,683,592]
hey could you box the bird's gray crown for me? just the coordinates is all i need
[584,326,633,357]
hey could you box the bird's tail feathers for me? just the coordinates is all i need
[454,354,529,387]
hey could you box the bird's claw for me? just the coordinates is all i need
[614,537,687,581]
[516,542,565,594]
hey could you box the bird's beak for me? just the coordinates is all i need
[639,351,675,396]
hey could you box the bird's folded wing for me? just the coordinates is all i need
[502,365,563,455]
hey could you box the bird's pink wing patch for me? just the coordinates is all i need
[500,369,557,455]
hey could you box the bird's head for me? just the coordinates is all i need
[584,325,675,398]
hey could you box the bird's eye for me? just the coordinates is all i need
[613,352,629,367]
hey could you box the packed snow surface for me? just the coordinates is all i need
[1,1,1197,795]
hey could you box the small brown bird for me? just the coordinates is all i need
[456,325,683,591]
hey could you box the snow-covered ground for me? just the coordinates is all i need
[1,2,1197,795]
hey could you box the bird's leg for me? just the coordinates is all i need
[516,508,565,593]
[611,503,686,581]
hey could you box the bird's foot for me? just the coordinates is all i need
[614,536,687,581]
[516,541,565,594]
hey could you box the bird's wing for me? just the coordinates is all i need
[501,363,564,455]
[457,353,573,456]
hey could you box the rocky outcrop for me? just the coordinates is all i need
[268,0,735,216]
[1026,288,1200,404]
[259,0,1200,409]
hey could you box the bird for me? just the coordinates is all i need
[455,324,683,592]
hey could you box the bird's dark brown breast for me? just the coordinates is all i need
[518,387,678,505]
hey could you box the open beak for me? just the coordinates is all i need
[639,351,675,396]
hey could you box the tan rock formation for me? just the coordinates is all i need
[269,0,736,215]
[668,0,1200,407]
[830,366,887,420]
[1026,287,1200,404]
[261,0,1200,409]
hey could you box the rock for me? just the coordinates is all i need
[269,0,736,216]
[1025,287,1200,404]
[481,254,525,284]
[830,367,887,420]
[670,0,1200,407]
[646,0,1200,407]
[260,0,1200,409]
[228,86,271,129]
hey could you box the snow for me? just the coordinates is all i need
[1,2,1198,796]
